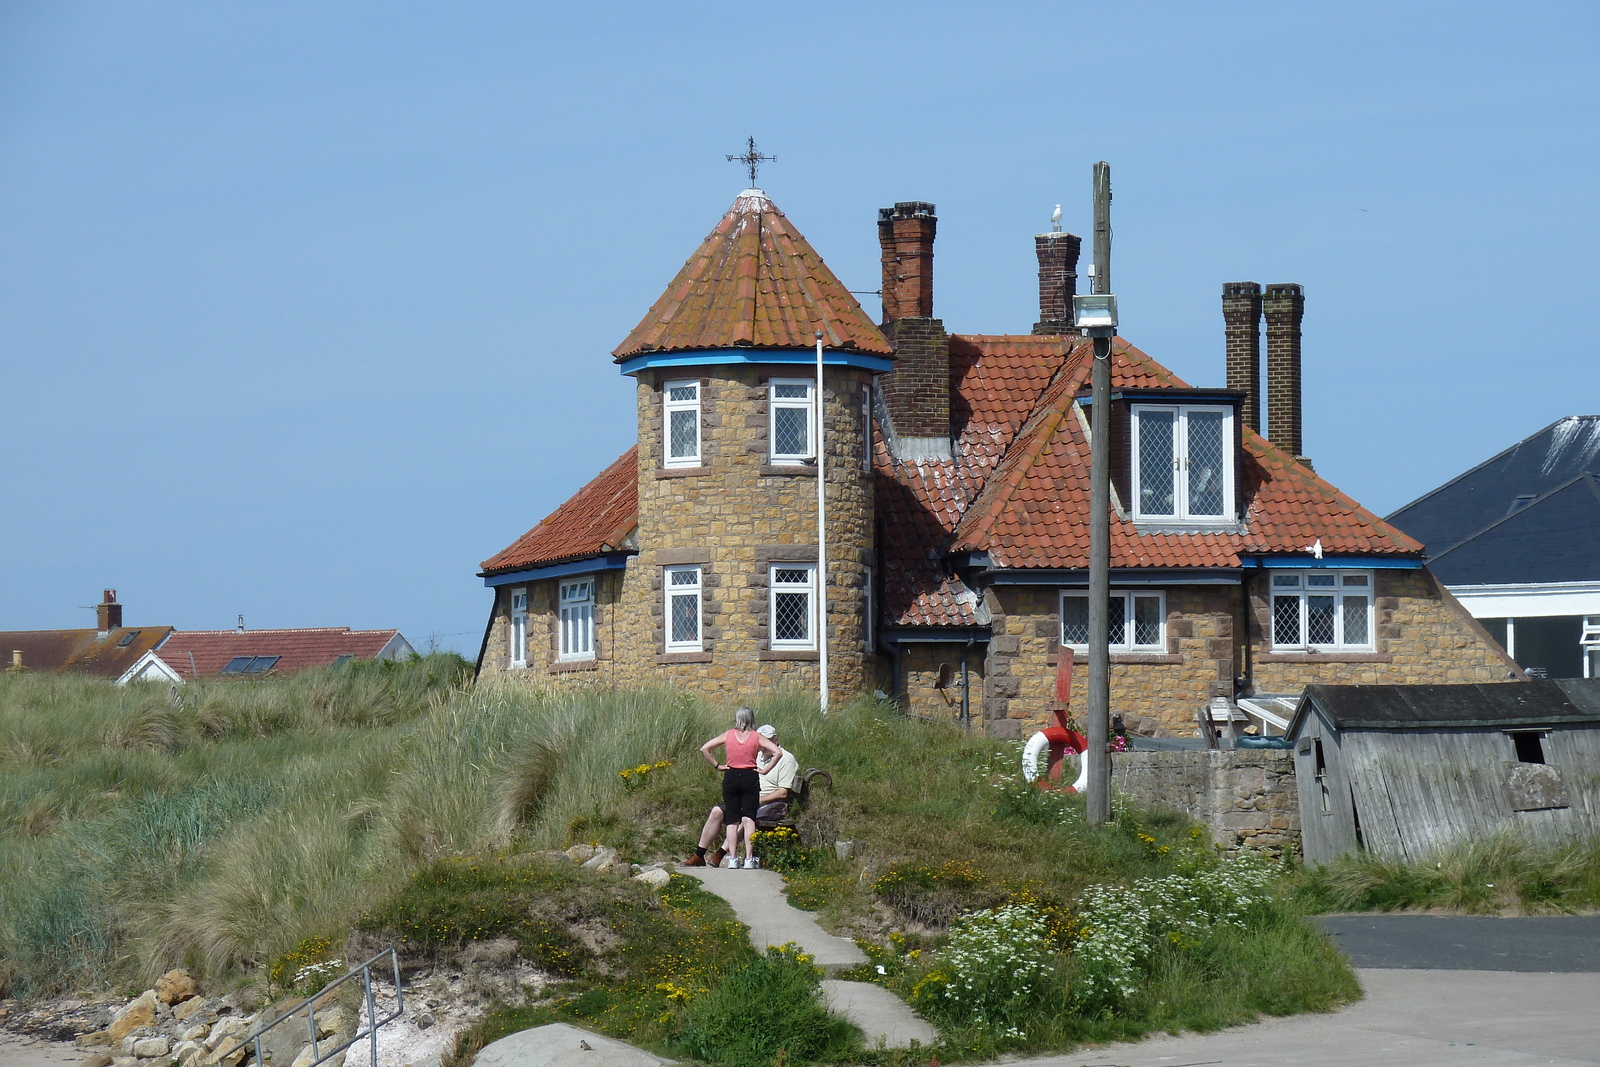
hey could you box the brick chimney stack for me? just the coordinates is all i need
[1033,231,1081,335]
[877,202,951,458]
[96,589,122,634]
[1263,283,1305,460]
[1222,282,1263,432]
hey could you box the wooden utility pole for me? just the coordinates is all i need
[1086,161,1113,824]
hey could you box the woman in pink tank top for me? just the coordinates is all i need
[700,706,781,868]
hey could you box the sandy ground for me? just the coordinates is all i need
[0,1032,91,1067]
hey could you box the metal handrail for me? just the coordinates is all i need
[241,948,404,1067]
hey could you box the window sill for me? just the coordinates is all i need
[761,464,816,477]
[1131,519,1244,534]
[759,649,819,661]
[655,651,712,664]
[547,658,599,673]
[656,465,710,479]
[1052,652,1182,665]
[1257,650,1392,663]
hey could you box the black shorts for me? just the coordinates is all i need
[721,767,760,824]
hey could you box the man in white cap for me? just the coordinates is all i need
[682,723,800,868]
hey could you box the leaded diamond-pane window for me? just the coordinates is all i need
[663,380,701,467]
[1060,591,1166,651]
[665,566,702,652]
[770,564,815,649]
[1132,404,1234,522]
[769,379,813,464]
[1270,570,1375,651]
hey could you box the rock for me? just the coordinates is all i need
[107,992,160,1044]
[289,1044,317,1067]
[182,1024,211,1042]
[112,1057,138,1067]
[564,844,597,864]
[174,1040,204,1064]
[834,839,854,861]
[173,997,208,1022]
[206,1016,247,1051]
[581,846,619,872]
[415,1012,436,1030]
[77,1031,113,1048]
[156,970,200,1006]
[132,1036,172,1058]
[631,868,670,888]
[84,1056,114,1067]
[315,1006,346,1039]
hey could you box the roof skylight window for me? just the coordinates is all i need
[221,655,280,675]
[117,630,140,647]
[1506,494,1536,517]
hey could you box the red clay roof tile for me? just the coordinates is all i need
[481,447,639,573]
[152,628,406,679]
[613,191,892,360]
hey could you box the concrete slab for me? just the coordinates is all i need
[1316,914,1600,971]
[673,866,866,972]
[1003,969,1600,1067]
[819,981,937,1050]
[473,1023,675,1067]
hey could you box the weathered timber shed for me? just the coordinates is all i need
[1288,680,1600,864]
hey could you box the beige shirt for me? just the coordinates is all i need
[760,748,800,796]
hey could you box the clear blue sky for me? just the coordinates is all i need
[3,2,1596,654]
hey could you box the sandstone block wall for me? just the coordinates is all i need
[1112,749,1300,858]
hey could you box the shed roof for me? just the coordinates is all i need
[1295,680,1600,732]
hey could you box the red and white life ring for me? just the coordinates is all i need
[1022,726,1089,792]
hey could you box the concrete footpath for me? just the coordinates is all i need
[675,865,938,1050]
[1014,968,1600,1067]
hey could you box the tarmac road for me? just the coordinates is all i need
[1315,913,1600,971]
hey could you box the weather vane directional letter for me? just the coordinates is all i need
[727,136,775,189]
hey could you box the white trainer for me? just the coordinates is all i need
[727,856,742,869]
[746,856,761,870]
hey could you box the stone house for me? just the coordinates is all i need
[476,189,1518,734]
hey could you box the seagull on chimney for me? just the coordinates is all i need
[1050,204,1062,232]
[1306,538,1324,560]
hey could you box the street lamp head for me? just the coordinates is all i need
[1073,293,1118,337]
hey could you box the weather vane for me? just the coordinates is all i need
[726,136,775,189]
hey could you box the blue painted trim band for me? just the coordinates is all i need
[482,553,631,587]
[1244,556,1422,570]
[617,348,894,376]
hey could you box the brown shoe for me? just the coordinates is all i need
[708,848,726,868]
[681,853,706,867]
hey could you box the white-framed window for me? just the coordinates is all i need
[770,563,816,650]
[1270,570,1373,651]
[1060,590,1167,652]
[1131,404,1234,522]
[1583,616,1600,679]
[509,588,528,668]
[558,578,595,661]
[663,379,701,468]
[769,378,813,465]
[665,566,702,652]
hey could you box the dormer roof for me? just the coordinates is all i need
[612,190,892,361]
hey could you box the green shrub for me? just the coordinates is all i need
[675,944,858,1067]
[910,904,1062,1040]
[872,859,990,925]
[752,826,821,873]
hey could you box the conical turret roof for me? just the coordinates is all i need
[613,190,892,361]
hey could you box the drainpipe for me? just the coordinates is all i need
[959,642,970,729]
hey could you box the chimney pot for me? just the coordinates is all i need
[11,650,21,669]
[1222,282,1263,432]
[878,202,937,321]
[96,590,123,634]
[1263,283,1306,460]
[1033,231,1082,335]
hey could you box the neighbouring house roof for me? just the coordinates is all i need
[144,628,411,680]
[480,447,639,574]
[612,190,893,361]
[1388,416,1600,586]
[0,626,173,679]
[1294,679,1600,731]
[875,335,1420,626]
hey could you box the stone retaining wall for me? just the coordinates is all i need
[1111,749,1299,858]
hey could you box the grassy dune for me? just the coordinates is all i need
[4,667,1364,1064]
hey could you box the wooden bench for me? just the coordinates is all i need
[755,768,832,831]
